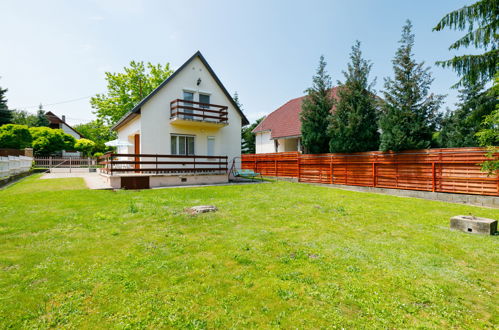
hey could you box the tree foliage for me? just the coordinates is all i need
[433,0,498,86]
[74,138,96,156]
[242,117,264,154]
[328,41,379,153]
[300,56,334,154]
[91,61,174,125]
[476,74,499,173]
[0,85,12,126]
[0,124,32,149]
[74,119,116,154]
[438,82,497,147]
[29,126,76,156]
[379,20,444,152]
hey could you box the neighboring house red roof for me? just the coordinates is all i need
[253,87,339,139]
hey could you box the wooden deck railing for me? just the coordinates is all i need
[99,153,228,175]
[241,147,499,196]
[170,99,228,124]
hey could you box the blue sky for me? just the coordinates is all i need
[0,0,474,125]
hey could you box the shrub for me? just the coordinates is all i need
[29,127,75,155]
[74,138,96,156]
[0,124,32,149]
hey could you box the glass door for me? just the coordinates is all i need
[182,91,194,119]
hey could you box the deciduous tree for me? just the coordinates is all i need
[0,124,32,149]
[91,61,174,125]
[75,138,96,157]
[29,126,75,155]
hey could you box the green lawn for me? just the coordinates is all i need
[0,175,497,328]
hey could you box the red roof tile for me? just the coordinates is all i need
[253,87,339,139]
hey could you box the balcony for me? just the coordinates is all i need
[170,99,228,128]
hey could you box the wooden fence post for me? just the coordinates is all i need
[372,162,376,187]
[297,154,301,182]
[432,162,436,192]
[330,155,333,184]
[49,156,52,170]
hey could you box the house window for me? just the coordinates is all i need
[199,94,210,109]
[183,91,194,119]
[171,134,195,155]
[207,136,215,156]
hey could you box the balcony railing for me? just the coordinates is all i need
[99,153,228,175]
[170,99,228,124]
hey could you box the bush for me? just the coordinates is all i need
[0,124,32,149]
[74,138,96,156]
[93,152,104,158]
[29,127,75,155]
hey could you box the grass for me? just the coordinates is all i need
[0,174,498,328]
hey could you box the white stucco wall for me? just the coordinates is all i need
[117,56,243,164]
[255,133,300,154]
[255,131,275,154]
[116,116,141,154]
[61,123,82,156]
[61,123,81,140]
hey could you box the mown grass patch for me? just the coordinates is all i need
[0,174,497,328]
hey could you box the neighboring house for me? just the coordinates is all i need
[252,87,339,153]
[45,111,84,157]
[111,50,249,165]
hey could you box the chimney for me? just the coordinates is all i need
[62,115,66,122]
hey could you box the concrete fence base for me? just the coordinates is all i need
[316,182,499,208]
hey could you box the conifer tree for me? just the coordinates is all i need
[0,85,12,126]
[34,104,49,127]
[433,0,498,87]
[301,56,334,154]
[329,41,379,153]
[379,20,444,152]
[438,81,497,147]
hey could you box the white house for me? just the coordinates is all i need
[46,111,84,157]
[107,51,249,189]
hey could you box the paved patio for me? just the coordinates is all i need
[40,172,112,189]
[40,172,267,190]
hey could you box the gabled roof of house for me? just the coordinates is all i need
[45,111,85,138]
[112,51,249,131]
[252,87,340,139]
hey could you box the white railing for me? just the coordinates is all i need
[0,156,33,179]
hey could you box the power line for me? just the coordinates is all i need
[15,95,94,109]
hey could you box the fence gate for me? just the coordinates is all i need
[34,156,97,173]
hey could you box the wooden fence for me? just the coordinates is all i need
[241,148,499,196]
[34,156,98,169]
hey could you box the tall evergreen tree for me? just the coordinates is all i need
[0,85,12,125]
[476,74,499,173]
[300,56,334,154]
[34,104,49,127]
[379,20,444,152]
[328,41,379,153]
[433,0,498,87]
[438,81,497,147]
